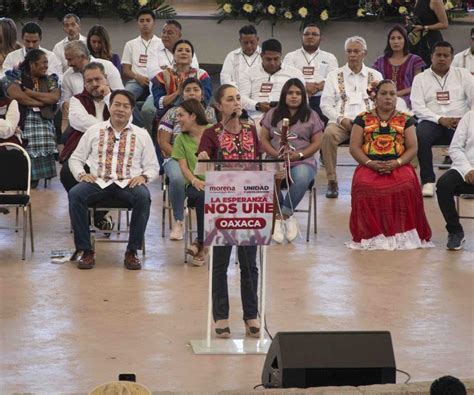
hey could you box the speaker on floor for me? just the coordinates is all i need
[261,331,396,388]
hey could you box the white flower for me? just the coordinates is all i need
[386,0,392,5]
[357,8,366,17]
[445,1,454,10]
[320,9,329,21]
[284,11,293,19]
[223,3,232,13]
[138,0,148,6]
[398,6,408,14]
[243,3,253,13]
[267,5,276,14]
[298,7,308,18]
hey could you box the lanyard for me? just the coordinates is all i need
[241,52,259,68]
[140,37,154,55]
[164,48,173,66]
[301,49,319,66]
[431,71,449,91]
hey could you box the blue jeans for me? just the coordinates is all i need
[163,159,186,221]
[141,94,156,136]
[125,80,148,128]
[68,182,151,251]
[186,185,205,243]
[212,245,259,321]
[279,163,316,217]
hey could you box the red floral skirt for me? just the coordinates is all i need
[349,164,432,249]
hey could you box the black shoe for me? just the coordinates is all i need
[325,181,339,198]
[95,215,114,237]
[447,232,465,250]
[30,180,39,189]
[438,156,452,170]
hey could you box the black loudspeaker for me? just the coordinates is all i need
[261,331,396,388]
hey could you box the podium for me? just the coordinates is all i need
[190,159,281,355]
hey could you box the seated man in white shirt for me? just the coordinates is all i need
[436,110,474,250]
[1,22,62,80]
[452,27,474,76]
[69,90,159,270]
[60,62,112,192]
[240,38,305,125]
[284,23,338,123]
[53,13,87,72]
[61,40,123,129]
[220,25,261,88]
[320,36,383,198]
[142,19,199,135]
[411,41,473,197]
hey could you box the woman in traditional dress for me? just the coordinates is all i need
[348,79,432,250]
[373,25,425,108]
[3,49,60,188]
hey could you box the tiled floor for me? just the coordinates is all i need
[1,151,472,393]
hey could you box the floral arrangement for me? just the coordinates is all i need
[216,0,466,28]
[0,0,175,21]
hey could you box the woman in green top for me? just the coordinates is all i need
[171,98,209,265]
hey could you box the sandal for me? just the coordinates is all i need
[186,240,201,257]
[192,246,208,267]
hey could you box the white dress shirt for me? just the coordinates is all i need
[283,47,338,96]
[220,47,262,88]
[453,49,474,75]
[122,35,163,78]
[69,94,109,133]
[240,63,305,118]
[61,57,124,105]
[449,110,474,180]
[1,47,63,81]
[146,43,199,79]
[320,64,383,124]
[0,100,19,139]
[69,120,159,188]
[410,66,473,124]
[53,34,87,72]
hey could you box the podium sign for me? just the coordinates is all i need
[204,170,274,246]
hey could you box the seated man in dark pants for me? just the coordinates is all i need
[436,110,474,251]
[68,89,159,270]
[411,41,473,198]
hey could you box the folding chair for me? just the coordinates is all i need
[456,193,474,221]
[0,143,34,260]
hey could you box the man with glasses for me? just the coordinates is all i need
[283,23,338,121]
[453,28,474,75]
[320,36,382,198]
[68,90,159,270]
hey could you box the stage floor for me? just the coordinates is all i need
[0,151,473,393]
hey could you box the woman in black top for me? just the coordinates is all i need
[408,0,448,66]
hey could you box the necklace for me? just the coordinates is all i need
[375,108,395,128]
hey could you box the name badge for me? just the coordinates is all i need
[303,66,315,77]
[32,107,41,112]
[138,54,148,66]
[436,91,450,104]
[260,82,273,93]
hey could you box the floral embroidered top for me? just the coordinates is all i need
[353,111,415,160]
[198,121,260,161]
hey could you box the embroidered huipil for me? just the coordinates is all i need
[69,120,159,188]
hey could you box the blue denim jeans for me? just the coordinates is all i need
[141,94,156,136]
[163,159,186,221]
[186,185,205,243]
[125,80,147,128]
[68,182,151,251]
[279,163,316,217]
[212,245,258,321]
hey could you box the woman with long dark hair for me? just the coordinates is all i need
[86,25,122,73]
[0,18,21,77]
[3,49,60,187]
[260,78,324,243]
[197,84,261,339]
[373,25,425,108]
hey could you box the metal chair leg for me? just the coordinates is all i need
[15,207,19,232]
[313,186,317,234]
[29,203,34,252]
[306,188,312,242]
[184,207,189,263]
[22,206,27,260]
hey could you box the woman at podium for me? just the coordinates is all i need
[198,84,261,339]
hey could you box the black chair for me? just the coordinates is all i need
[88,197,145,255]
[161,175,172,237]
[456,193,474,221]
[0,143,34,260]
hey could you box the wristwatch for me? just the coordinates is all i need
[298,152,304,159]
[141,174,149,183]
[423,25,429,32]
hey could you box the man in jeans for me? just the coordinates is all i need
[436,110,474,250]
[68,90,159,270]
